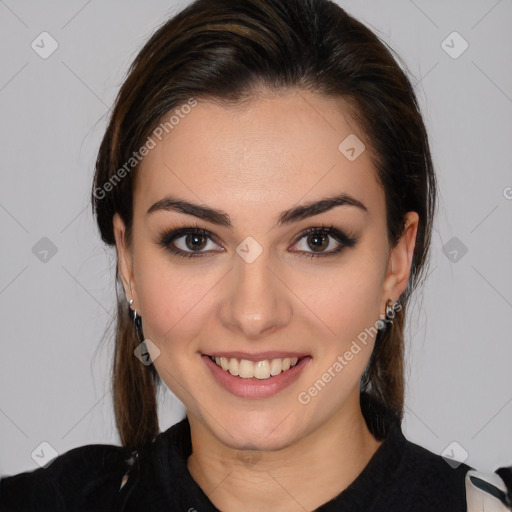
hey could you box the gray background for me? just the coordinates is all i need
[1,0,511,476]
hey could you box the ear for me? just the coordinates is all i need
[113,213,136,305]
[381,211,419,304]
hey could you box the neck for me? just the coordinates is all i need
[186,390,383,512]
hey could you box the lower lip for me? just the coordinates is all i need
[202,355,311,399]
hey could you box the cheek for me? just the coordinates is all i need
[134,250,218,348]
[134,257,212,403]
[296,258,384,345]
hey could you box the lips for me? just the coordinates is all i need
[210,355,301,379]
[202,353,311,399]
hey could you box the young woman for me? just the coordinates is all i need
[1,0,511,511]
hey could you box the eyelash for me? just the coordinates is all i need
[156,223,358,260]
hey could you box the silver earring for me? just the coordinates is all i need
[128,299,142,333]
[385,298,396,322]
[377,298,398,330]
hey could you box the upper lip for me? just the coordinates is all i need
[203,351,310,361]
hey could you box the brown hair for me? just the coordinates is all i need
[92,0,436,451]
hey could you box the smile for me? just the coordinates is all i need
[209,355,300,380]
[203,353,311,398]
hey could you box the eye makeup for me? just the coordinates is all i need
[155,222,359,260]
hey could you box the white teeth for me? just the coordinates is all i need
[254,360,270,380]
[239,359,255,378]
[211,355,301,380]
[270,359,282,376]
[228,358,239,376]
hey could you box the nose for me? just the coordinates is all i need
[218,247,293,340]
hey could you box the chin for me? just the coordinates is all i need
[205,407,311,452]
[220,425,301,453]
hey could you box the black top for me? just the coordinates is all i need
[0,392,475,511]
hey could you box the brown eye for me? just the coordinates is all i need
[307,233,330,252]
[290,226,359,259]
[184,233,208,251]
[158,226,223,258]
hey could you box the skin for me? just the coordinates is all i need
[114,88,418,511]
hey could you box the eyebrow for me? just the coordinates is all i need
[146,193,368,227]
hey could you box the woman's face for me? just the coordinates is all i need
[114,89,418,451]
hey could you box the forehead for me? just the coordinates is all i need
[134,89,383,222]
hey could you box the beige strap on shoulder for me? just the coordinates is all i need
[466,469,511,511]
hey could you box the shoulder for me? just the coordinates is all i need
[383,432,472,511]
[0,442,129,511]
